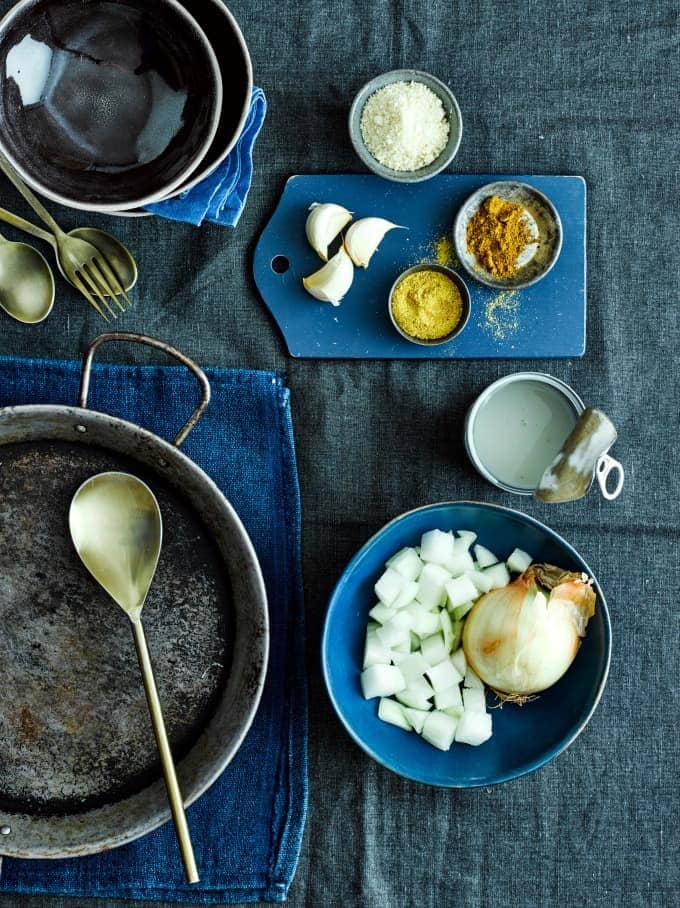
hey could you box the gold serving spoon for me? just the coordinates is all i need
[0,151,135,319]
[0,206,137,300]
[69,472,199,884]
[0,230,54,323]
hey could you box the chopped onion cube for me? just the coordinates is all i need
[464,666,484,690]
[443,550,476,577]
[378,697,411,730]
[361,664,406,699]
[386,547,408,566]
[397,652,431,681]
[473,544,498,568]
[451,647,467,676]
[391,639,411,654]
[402,707,430,734]
[421,710,458,751]
[443,704,464,719]
[375,610,413,648]
[456,530,477,548]
[450,619,463,651]
[375,567,406,606]
[406,675,434,698]
[425,658,463,692]
[415,563,452,608]
[434,684,463,710]
[482,562,511,589]
[420,529,455,565]
[454,710,492,746]
[465,569,493,594]
[389,650,407,664]
[420,632,448,666]
[388,547,423,580]
[445,575,479,609]
[396,688,432,710]
[368,603,397,624]
[462,687,487,712]
[406,602,440,637]
[453,600,475,621]
[507,547,533,573]
[363,629,391,668]
[440,608,453,650]
[392,579,419,609]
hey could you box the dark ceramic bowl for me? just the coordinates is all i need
[155,0,252,202]
[322,501,611,787]
[0,0,223,212]
[114,0,253,213]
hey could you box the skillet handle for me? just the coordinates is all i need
[78,332,211,447]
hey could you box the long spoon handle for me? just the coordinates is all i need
[0,206,56,247]
[131,620,199,884]
[0,152,63,236]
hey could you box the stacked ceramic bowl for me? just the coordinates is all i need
[0,0,252,214]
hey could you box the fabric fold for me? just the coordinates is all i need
[145,88,267,227]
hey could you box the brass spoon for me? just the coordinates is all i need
[69,472,199,885]
[0,206,137,295]
[0,230,55,323]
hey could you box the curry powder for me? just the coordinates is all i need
[392,270,463,340]
[466,195,534,279]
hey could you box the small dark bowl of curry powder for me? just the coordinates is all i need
[389,263,471,346]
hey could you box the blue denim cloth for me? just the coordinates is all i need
[0,356,307,903]
[145,88,267,227]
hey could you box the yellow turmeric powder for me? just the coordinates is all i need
[466,195,534,279]
[391,269,463,340]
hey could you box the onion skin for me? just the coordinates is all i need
[462,564,596,696]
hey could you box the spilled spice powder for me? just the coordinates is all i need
[392,269,463,340]
[434,235,458,267]
[481,290,520,340]
[467,195,534,278]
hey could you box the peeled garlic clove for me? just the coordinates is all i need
[305,202,353,261]
[344,217,404,268]
[302,246,354,306]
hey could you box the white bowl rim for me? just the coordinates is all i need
[0,0,224,212]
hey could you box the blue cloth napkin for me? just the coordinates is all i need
[0,355,308,903]
[145,88,267,227]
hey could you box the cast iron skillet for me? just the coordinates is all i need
[0,333,268,861]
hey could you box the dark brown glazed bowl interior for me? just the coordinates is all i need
[0,0,221,209]
[154,0,252,202]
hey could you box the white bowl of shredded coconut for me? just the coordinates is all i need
[349,69,462,182]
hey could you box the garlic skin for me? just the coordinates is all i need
[302,246,354,306]
[344,217,404,268]
[305,202,353,261]
[462,564,596,696]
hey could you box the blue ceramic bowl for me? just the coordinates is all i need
[322,501,611,787]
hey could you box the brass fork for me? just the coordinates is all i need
[0,152,131,321]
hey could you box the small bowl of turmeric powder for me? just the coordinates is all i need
[389,264,471,346]
[453,181,563,290]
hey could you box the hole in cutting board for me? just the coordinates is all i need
[271,255,289,274]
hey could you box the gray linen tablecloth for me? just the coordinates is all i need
[0,1,677,906]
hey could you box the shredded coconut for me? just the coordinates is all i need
[360,81,450,172]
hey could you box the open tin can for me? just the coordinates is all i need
[464,372,624,501]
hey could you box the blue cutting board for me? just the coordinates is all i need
[253,174,586,359]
